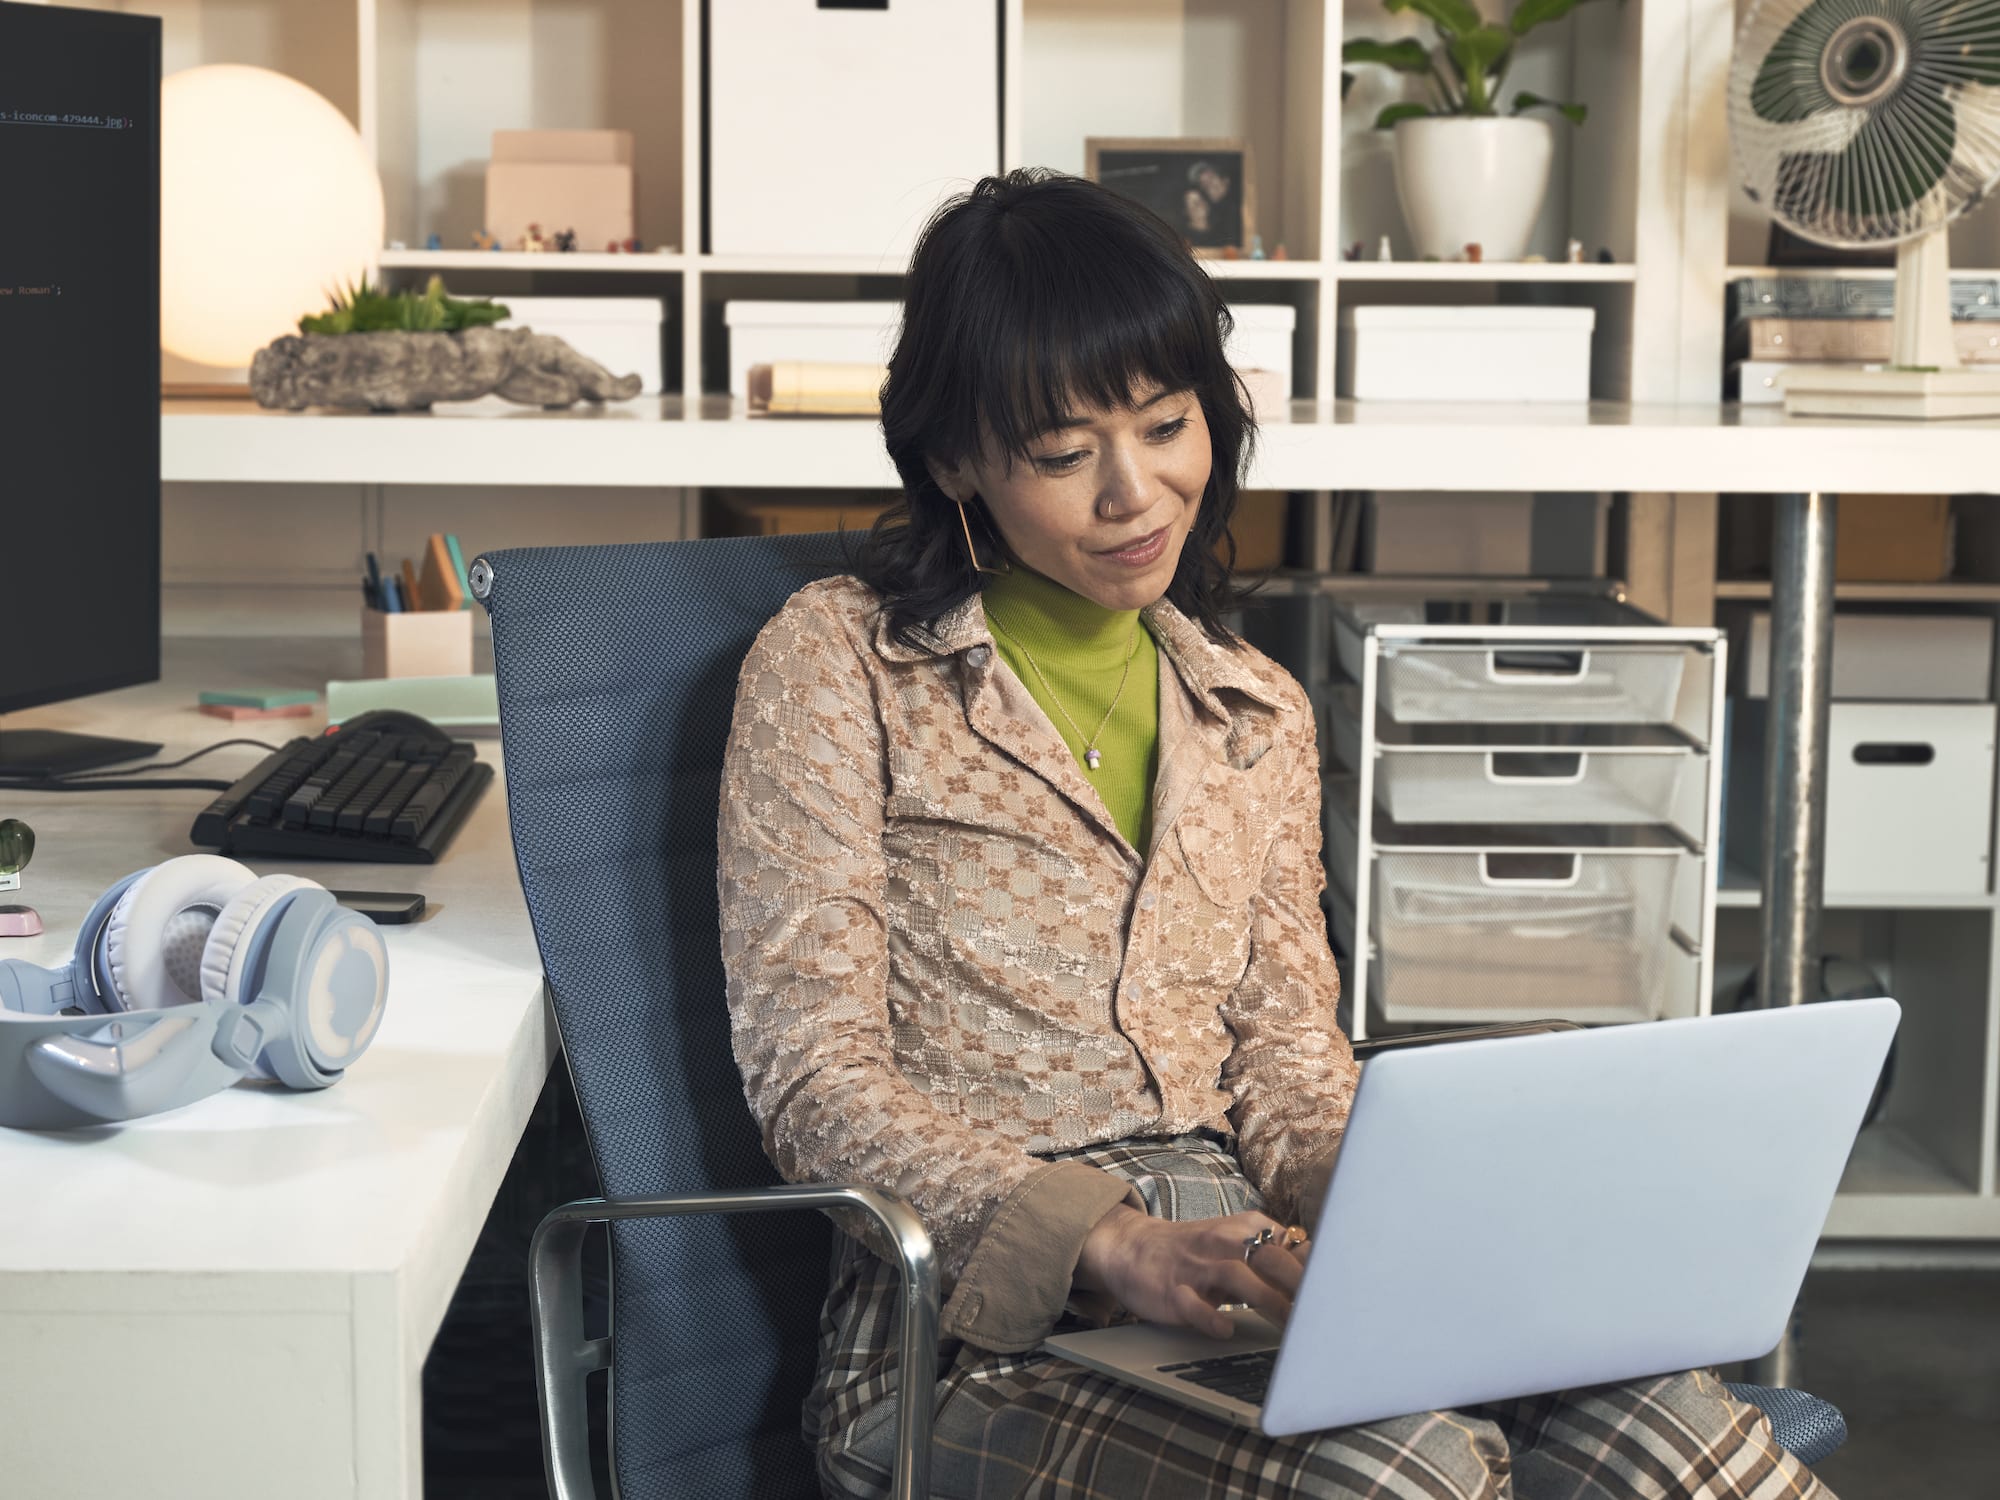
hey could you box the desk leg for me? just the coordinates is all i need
[1751,490,1837,1390]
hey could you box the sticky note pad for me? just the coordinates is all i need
[200,702,317,722]
[198,689,321,709]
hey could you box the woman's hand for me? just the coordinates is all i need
[1073,1204,1309,1339]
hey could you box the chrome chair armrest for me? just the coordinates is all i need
[529,1183,939,1500]
[1350,1019,1582,1061]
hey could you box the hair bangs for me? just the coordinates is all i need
[966,253,1223,472]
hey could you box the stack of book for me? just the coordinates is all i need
[1727,274,2000,404]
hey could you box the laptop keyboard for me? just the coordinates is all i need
[1159,1349,1277,1407]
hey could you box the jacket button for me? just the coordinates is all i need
[1138,893,1157,910]
[966,646,992,667]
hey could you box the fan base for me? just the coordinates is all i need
[1781,365,2000,420]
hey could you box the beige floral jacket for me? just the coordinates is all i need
[718,576,1357,1352]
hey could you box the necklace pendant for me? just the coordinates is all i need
[1084,747,1102,771]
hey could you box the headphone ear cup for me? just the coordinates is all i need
[248,890,389,1090]
[199,873,318,1080]
[102,855,258,1012]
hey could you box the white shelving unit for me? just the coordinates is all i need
[95,0,2000,1244]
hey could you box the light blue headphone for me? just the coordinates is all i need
[0,854,389,1129]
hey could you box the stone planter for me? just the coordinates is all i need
[249,326,642,411]
[1392,116,1554,263]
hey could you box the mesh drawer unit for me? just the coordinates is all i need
[1325,592,1725,1041]
[1368,837,1701,1026]
[1334,597,1710,732]
[1328,687,1710,840]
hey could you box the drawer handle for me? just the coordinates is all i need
[1852,742,1935,766]
[1487,648,1589,682]
[1486,751,1587,784]
[1479,852,1582,887]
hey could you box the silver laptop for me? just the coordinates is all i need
[1044,998,1900,1437]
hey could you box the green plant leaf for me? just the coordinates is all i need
[1509,0,1600,37]
[1343,37,1434,72]
[1375,102,1435,129]
[1513,89,1587,124]
[1384,0,1484,38]
[1447,24,1513,110]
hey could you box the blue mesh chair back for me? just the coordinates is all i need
[479,533,850,1500]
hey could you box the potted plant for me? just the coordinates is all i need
[1344,0,1603,262]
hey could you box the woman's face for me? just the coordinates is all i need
[928,380,1212,612]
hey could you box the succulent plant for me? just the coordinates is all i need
[299,275,510,336]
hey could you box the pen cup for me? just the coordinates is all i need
[362,604,474,679]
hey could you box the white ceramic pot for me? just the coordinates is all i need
[1391,116,1554,263]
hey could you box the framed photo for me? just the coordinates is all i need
[1085,137,1256,258]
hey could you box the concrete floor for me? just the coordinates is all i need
[426,1266,2000,1497]
[1787,1268,2000,1499]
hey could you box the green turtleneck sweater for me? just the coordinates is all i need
[982,566,1160,852]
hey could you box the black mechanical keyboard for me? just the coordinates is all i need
[1159,1349,1278,1407]
[190,712,493,864]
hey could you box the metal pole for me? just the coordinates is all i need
[1748,491,1838,1389]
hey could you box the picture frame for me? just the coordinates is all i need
[1085,137,1257,258]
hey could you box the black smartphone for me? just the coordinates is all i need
[329,889,426,925]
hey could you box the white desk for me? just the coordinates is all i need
[0,636,555,1499]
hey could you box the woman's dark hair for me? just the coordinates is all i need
[854,167,1258,648]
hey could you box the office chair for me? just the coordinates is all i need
[474,534,1845,1500]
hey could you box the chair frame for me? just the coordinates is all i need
[530,1183,939,1500]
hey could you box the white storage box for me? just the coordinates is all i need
[1225,304,1296,396]
[726,298,1296,404]
[496,297,665,395]
[725,301,900,399]
[1337,305,1594,402]
[1746,612,1993,700]
[1732,701,1997,896]
[709,0,997,259]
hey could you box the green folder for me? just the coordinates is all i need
[444,534,471,611]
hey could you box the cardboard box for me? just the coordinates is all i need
[707,491,896,538]
[1719,493,1956,582]
[363,606,474,680]
[485,130,634,251]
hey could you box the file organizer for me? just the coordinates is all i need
[1321,594,1726,1039]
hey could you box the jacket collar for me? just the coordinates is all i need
[870,587,1285,722]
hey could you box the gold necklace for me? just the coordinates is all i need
[987,614,1141,772]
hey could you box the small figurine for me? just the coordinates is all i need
[1464,242,1483,263]
[607,239,621,253]
[1377,235,1393,262]
[1272,242,1288,261]
[425,231,443,252]
[1522,253,1548,264]
[0,817,40,939]
[1566,237,1585,264]
[1250,233,1266,260]
[1221,243,1240,258]
[518,222,549,253]
[473,229,498,252]
[625,236,643,253]
[1596,246,1614,264]
[553,228,578,252]
[1344,240,1363,261]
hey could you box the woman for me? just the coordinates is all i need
[718,169,1831,1499]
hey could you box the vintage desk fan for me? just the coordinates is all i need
[1732,0,2000,415]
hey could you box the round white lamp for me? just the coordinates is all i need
[161,64,383,385]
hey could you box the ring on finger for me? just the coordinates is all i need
[1241,1225,1275,1264]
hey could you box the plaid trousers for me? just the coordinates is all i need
[809,1136,1837,1500]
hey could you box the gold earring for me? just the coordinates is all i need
[954,498,1009,577]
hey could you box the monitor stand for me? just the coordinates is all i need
[0,729,164,779]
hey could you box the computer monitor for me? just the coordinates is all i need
[0,3,163,778]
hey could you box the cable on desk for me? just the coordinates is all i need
[0,738,281,795]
